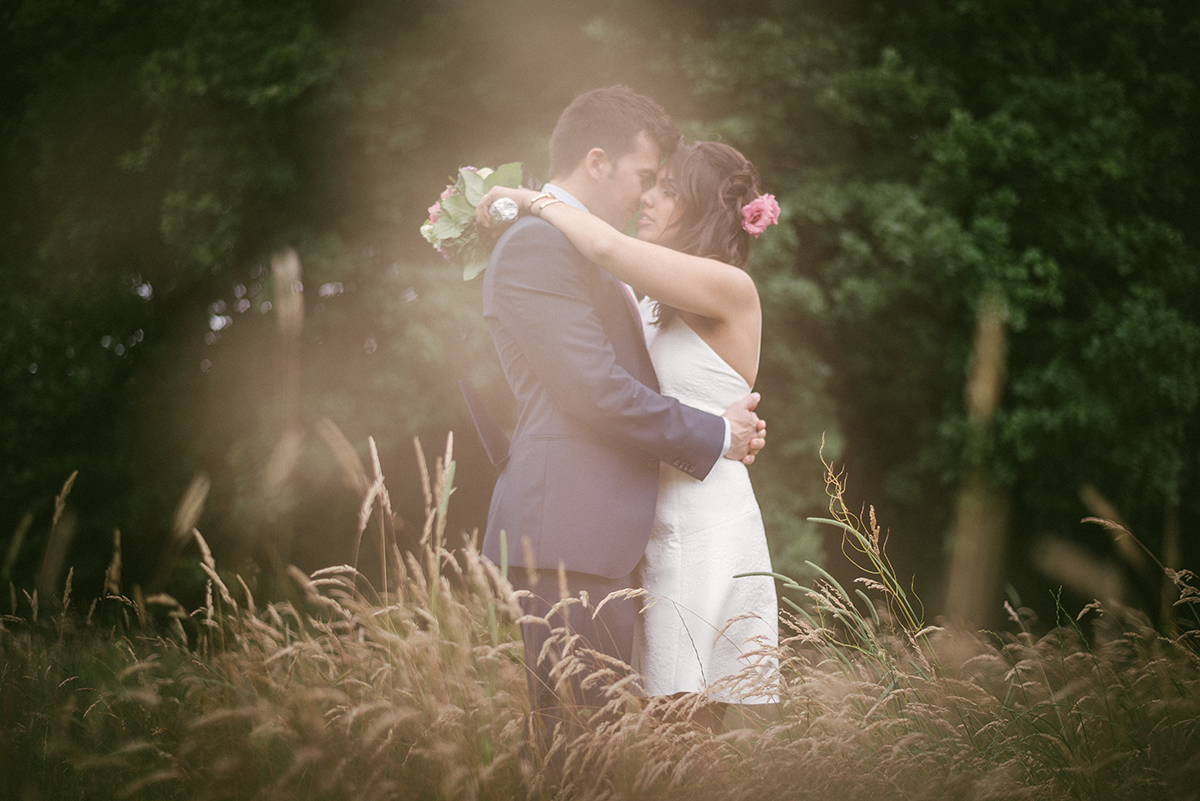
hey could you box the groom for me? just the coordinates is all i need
[479,86,764,736]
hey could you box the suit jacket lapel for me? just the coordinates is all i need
[606,270,644,339]
[598,269,658,391]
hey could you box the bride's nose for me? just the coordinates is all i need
[640,186,656,206]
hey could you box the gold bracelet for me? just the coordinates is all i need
[528,191,554,212]
[533,197,562,217]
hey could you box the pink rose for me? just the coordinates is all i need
[440,184,455,200]
[741,194,780,238]
[428,201,441,224]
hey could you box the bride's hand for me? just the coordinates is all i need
[476,186,541,229]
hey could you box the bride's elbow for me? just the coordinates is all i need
[588,231,624,265]
[729,269,760,310]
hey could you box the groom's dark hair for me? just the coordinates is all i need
[548,86,679,179]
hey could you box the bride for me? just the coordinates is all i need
[478,139,780,719]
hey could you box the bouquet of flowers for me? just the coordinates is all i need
[420,162,524,280]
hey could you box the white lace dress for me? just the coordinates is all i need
[633,298,779,704]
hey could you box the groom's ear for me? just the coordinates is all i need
[584,147,611,180]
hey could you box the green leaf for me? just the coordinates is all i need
[462,258,487,281]
[484,162,523,191]
[431,214,467,240]
[460,169,487,205]
[440,192,475,224]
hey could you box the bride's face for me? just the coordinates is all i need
[637,168,684,247]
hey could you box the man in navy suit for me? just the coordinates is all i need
[480,86,765,742]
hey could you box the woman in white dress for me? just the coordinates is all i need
[478,140,780,716]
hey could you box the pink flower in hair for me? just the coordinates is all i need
[440,184,455,200]
[741,194,780,238]
[428,201,442,224]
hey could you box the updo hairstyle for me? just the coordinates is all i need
[660,140,762,269]
[650,141,763,326]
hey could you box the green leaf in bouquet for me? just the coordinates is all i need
[484,162,523,191]
[460,168,488,205]
[431,213,468,241]
[440,192,476,223]
[462,257,488,281]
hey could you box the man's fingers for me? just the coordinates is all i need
[722,393,767,464]
[733,392,759,412]
[476,195,493,227]
[478,190,501,227]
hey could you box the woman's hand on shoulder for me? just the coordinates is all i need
[475,186,542,229]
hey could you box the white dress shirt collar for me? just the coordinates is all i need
[541,183,588,213]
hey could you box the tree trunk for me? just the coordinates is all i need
[943,292,1009,628]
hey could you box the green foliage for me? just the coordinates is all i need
[1,0,837,605]
[3,0,1198,624]
[1,0,354,590]
[676,0,1200,610]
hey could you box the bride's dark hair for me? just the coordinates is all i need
[662,140,762,268]
[652,140,763,324]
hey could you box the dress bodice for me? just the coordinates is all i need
[639,298,752,417]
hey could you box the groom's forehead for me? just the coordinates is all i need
[617,132,662,171]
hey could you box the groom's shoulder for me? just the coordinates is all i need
[489,217,581,276]
[495,216,569,252]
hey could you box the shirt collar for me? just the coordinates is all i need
[541,183,588,214]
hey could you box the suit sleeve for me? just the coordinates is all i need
[489,220,726,479]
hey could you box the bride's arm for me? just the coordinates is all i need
[477,187,757,322]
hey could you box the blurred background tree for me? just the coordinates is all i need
[1,0,1196,627]
[683,0,1200,624]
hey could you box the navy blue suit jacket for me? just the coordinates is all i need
[481,216,726,579]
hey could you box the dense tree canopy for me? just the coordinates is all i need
[2,0,1196,624]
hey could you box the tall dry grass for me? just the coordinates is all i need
[3,435,1199,800]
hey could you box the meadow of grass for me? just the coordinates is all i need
[3,433,1199,800]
